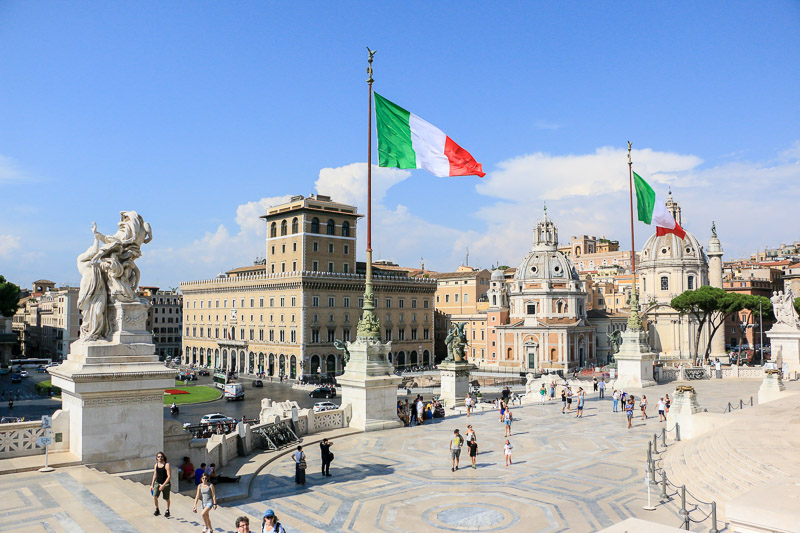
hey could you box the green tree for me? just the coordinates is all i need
[795,297,800,316]
[0,275,21,317]
[670,286,746,363]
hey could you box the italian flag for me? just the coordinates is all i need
[633,171,686,239]
[374,92,485,177]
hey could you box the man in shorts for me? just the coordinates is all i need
[450,429,463,472]
[465,394,473,417]
[657,397,666,422]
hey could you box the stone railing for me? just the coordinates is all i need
[655,367,680,383]
[0,410,69,459]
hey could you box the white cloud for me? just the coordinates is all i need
[316,163,411,207]
[235,195,293,234]
[477,146,703,201]
[0,234,21,259]
[0,155,34,183]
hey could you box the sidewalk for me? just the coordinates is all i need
[0,450,81,474]
[183,426,361,503]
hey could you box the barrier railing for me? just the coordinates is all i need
[722,396,754,414]
[646,425,720,532]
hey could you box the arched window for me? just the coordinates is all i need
[270,222,277,238]
[342,221,350,237]
[326,219,335,235]
[311,217,320,233]
[280,220,287,236]
[291,217,299,234]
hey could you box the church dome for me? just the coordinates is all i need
[514,209,579,282]
[639,192,707,267]
[491,269,505,282]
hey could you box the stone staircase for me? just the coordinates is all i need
[661,415,785,518]
[0,464,251,532]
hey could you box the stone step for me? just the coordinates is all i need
[705,430,771,487]
[678,437,736,503]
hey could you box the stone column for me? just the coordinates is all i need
[707,224,727,362]
[49,301,175,470]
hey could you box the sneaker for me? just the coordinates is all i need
[164,510,170,518]
[455,465,458,471]
[154,509,160,516]
[451,467,454,472]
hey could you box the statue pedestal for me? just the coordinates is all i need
[758,371,787,405]
[337,337,402,432]
[438,361,475,409]
[48,300,174,469]
[612,329,656,389]
[766,324,800,375]
[666,386,702,441]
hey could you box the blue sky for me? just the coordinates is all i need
[1,2,799,288]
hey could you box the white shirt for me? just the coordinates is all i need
[416,401,424,414]
[657,401,666,411]
[504,443,513,455]
[465,397,473,407]
[613,391,620,400]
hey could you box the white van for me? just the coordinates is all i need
[223,383,245,401]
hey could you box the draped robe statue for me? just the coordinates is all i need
[77,211,152,340]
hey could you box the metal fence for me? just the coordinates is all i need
[646,425,721,532]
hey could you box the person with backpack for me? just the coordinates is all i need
[503,407,513,437]
[261,508,286,533]
[450,429,464,472]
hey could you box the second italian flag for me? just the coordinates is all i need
[374,92,485,178]
[633,171,686,239]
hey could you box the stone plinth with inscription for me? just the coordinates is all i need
[613,329,657,389]
[337,337,402,432]
[49,300,174,469]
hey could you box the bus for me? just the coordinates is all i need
[10,358,51,367]
[213,372,228,390]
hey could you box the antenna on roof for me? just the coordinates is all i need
[465,247,469,267]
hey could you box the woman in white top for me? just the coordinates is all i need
[293,445,306,485]
[640,395,648,420]
[504,440,513,466]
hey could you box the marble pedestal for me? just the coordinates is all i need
[612,329,656,389]
[48,301,175,469]
[758,371,787,405]
[337,337,402,432]
[438,361,475,408]
[766,325,800,375]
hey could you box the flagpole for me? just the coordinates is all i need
[358,47,381,340]
[627,141,642,329]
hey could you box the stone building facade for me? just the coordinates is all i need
[180,194,436,378]
[11,281,80,361]
[139,287,183,360]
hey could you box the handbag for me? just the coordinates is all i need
[298,458,307,470]
[329,452,334,462]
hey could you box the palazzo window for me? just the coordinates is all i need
[661,276,669,291]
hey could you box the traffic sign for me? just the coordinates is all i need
[41,415,52,429]
[37,436,53,447]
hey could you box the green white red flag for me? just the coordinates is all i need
[374,92,485,177]
[633,171,686,239]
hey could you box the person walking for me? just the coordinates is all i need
[261,508,286,533]
[501,386,510,405]
[566,387,573,412]
[416,397,424,426]
[561,388,567,414]
[465,394,473,417]
[499,399,506,422]
[576,388,585,418]
[409,399,418,426]
[657,397,666,422]
[626,396,635,429]
[539,384,546,404]
[504,439,513,466]
[612,390,619,413]
[465,425,478,469]
[665,393,671,414]
[640,395,648,420]
[550,380,556,401]
[503,407,513,437]
[192,472,217,533]
[320,438,333,477]
[593,377,598,393]
[450,429,464,471]
[150,452,172,517]
[598,378,606,399]
[293,445,306,485]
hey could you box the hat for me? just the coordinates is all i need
[264,509,275,518]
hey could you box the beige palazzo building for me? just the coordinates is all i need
[180,194,436,378]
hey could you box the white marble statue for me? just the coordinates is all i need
[77,211,152,340]
[771,289,800,329]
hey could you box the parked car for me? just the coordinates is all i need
[198,369,210,377]
[252,380,264,388]
[200,413,236,426]
[177,372,197,381]
[309,386,337,399]
[19,370,29,378]
[313,401,339,413]
[35,366,47,373]
[11,373,22,384]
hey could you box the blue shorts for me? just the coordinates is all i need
[504,419,511,426]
